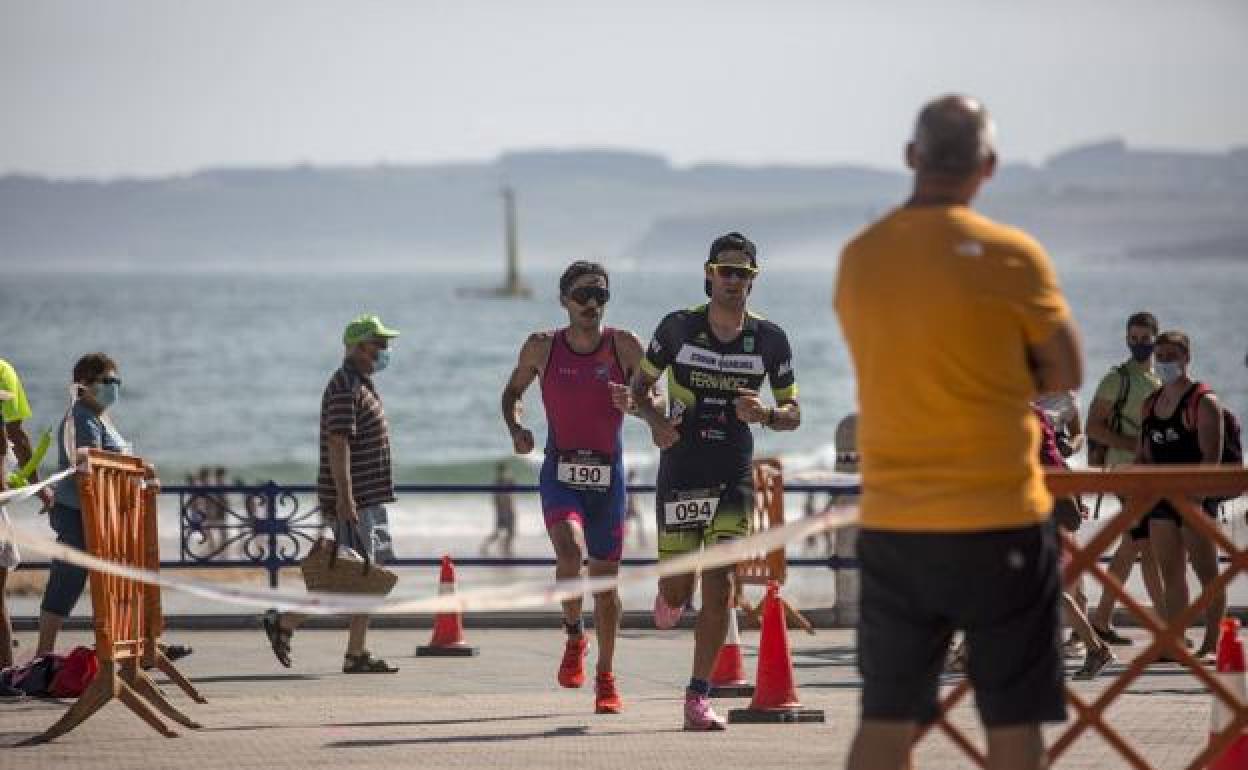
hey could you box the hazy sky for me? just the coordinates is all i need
[2,0,1245,179]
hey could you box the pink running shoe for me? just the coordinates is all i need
[653,593,684,630]
[683,691,727,731]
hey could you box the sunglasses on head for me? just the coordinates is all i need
[566,286,610,306]
[710,263,759,280]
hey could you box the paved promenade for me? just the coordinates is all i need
[0,627,1220,769]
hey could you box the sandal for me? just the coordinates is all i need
[343,651,398,674]
[263,609,293,668]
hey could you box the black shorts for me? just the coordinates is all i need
[857,523,1066,728]
[1128,498,1219,540]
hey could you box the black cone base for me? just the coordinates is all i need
[415,645,479,657]
[728,707,825,724]
[709,684,756,698]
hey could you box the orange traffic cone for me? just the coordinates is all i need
[728,581,824,724]
[415,555,479,657]
[710,605,754,698]
[1210,617,1248,769]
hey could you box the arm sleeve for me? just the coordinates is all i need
[323,384,357,438]
[640,314,679,379]
[767,328,798,402]
[1013,239,1072,345]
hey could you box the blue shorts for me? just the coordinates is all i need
[539,453,626,562]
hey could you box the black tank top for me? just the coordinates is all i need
[1142,384,1204,464]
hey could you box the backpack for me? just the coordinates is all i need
[1087,365,1130,467]
[1177,383,1243,467]
[48,646,99,698]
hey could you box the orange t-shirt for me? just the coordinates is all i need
[834,205,1072,532]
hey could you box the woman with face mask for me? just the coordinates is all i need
[35,352,129,656]
[1135,330,1227,661]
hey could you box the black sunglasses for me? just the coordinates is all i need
[710,264,759,281]
[566,286,610,306]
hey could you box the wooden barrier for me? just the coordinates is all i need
[912,467,1248,769]
[23,449,202,745]
[736,459,813,632]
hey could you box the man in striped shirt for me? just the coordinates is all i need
[264,314,400,674]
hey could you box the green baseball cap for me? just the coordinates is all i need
[343,314,400,347]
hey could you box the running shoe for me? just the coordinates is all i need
[653,593,684,630]
[683,691,726,731]
[558,636,588,688]
[1092,625,1134,646]
[1062,637,1086,659]
[1073,645,1116,680]
[594,672,622,714]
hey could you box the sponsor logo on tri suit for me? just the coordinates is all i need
[594,363,610,381]
[689,369,753,392]
[675,345,764,375]
[776,359,793,378]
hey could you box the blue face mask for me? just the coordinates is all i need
[373,348,391,373]
[1155,360,1183,385]
[93,382,120,408]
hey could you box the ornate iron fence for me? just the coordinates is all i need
[163,482,861,588]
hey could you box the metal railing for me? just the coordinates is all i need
[18,482,862,588]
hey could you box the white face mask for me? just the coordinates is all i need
[1155,360,1183,385]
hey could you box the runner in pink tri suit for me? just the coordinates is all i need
[501,261,650,715]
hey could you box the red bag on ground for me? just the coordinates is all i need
[49,646,99,698]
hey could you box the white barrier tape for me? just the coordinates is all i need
[0,468,75,507]
[0,503,860,616]
[785,469,862,486]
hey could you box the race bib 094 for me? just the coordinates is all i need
[663,490,721,530]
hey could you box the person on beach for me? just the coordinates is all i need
[1086,311,1164,645]
[501,261,648,714]
[631,232,801,731]
[263,315,401,674]
[1035,404,1116,679]
[35,353,130,655]
[836,95,1080,770]
[1,359,56,672]
[1135,330,1226,660]
[480,462,516,557]
[623,470,646,548]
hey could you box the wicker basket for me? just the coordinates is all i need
[300,524,397,596]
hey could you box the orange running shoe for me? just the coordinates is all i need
[594,672,622,714]
[558,636,588,688]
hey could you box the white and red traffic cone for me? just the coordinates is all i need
[416,555,478,657]
[710,605,754,697]
[1210,617,1248,769]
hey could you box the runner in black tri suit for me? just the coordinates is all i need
[631,232,801,731]
[1136,329,1226,659]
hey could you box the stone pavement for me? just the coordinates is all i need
[0,627,1222,769]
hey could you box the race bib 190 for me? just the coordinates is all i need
[557,452,612,489]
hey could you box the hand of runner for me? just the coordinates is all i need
[608,382,633,413]
[510,424,535,454]
[647,413,682,450]
[734,388,768,423]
